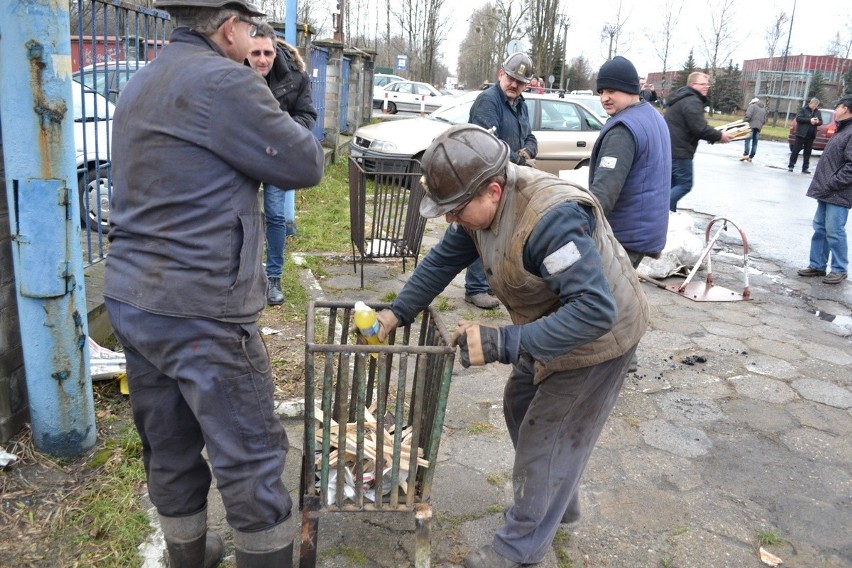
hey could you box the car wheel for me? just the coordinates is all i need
[388,101,397,114]
[78,165,111,234]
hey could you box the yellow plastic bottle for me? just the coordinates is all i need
[353,301,386,346]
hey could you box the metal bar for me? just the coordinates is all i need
[299,495,321,568]
[414,503,432,568]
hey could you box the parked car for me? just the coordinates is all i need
[72,60,146,103]
[372,73,404,106]
[787,108,837,151]
[373,80,456,114]
[72,80,114,233]
[562,93,609,123]
[352,91,604,175]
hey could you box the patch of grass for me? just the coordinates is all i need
[660,554,675,568]
[433,295,452,312]
[671,524,689,536]
[757,529,783,546]
[552,530,574,568]
[485,472,510,487]
[486,503,504,515]
[467,421,498,435]
[381,291,398,303]
[318,545,370,564]
[61,420,150,566]
[289,155,352,253]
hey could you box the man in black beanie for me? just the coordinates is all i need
[589,55,671,372]
[590,56,670,268]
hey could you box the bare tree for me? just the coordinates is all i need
[645,0,682,86]
[458,1,524,87]
[698,0,741,90]
[765,12,789,58]
[600,0,630,60]
[389,0,449,82]
[524,0,562,79]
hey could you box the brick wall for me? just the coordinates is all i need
[0,123,29,442]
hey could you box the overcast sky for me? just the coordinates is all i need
[439,0,849,81]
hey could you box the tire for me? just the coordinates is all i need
[387,101,397,114]
[78,165,111,234]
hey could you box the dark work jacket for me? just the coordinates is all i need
[105,28,324,322]
[806,118,852,208]
[793,104,822,140]
[590,102,671,255]
[664,86,722,159]
[469,83,537,165]
[264,42,317,130]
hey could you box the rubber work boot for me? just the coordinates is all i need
[464,545,521,568]
[160,508,224,568]
[561,491,581,524]
[267,277,284,306]
[234,542,293,567]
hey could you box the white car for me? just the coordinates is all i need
[373,80,456,114]
[562,94,609,123]
[72,81,114,233]
[372,73,404,106]
[352,91,604,176]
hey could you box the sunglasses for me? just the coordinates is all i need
[250,49,275,57]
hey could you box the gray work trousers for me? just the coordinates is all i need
[106,298,292,532]
[495,346,636,564]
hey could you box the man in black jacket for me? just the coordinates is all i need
[788,97,822,174]
[664,72,731,211]
[247,23,318,305]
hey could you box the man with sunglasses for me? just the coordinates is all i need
[104,1,324,566]
[374,124,649,568]
[461,52,539,310]
[246,22,318,306]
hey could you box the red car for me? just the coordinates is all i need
[787,108,837,151]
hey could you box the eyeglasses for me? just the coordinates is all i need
[250,50,275,57]
[447,197,474,218]
[237,15,259,37]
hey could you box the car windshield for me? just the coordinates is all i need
[428,93,478,124]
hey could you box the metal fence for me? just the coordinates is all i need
[348,157,428,288]
[72,0,170,266]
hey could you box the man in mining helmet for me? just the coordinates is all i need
[373,123,649,568]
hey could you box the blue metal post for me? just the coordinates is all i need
[0,1,97,456]
[285,0,297,44]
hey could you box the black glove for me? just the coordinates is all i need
[451,322,521,368]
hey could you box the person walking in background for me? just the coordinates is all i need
[374,124,649,568]
[788,97,822,174]
[464,52,538,310]
[247,22,318,306]
[796,95,852,285]
[639,77,657,105]
[589,56,670,374]
[104,0,324,565]
[741,96,767,162]
[665,71,732,212]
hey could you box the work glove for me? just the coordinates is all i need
[450,321,522,368]
[376,309,400,343]
[517,148,532,164]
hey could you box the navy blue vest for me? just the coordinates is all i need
[590,102,671,255]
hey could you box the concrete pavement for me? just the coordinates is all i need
[150,205,852,568]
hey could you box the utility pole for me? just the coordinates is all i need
[772,0,797,127]
[0,1,97,457]
[559,18,568,92]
